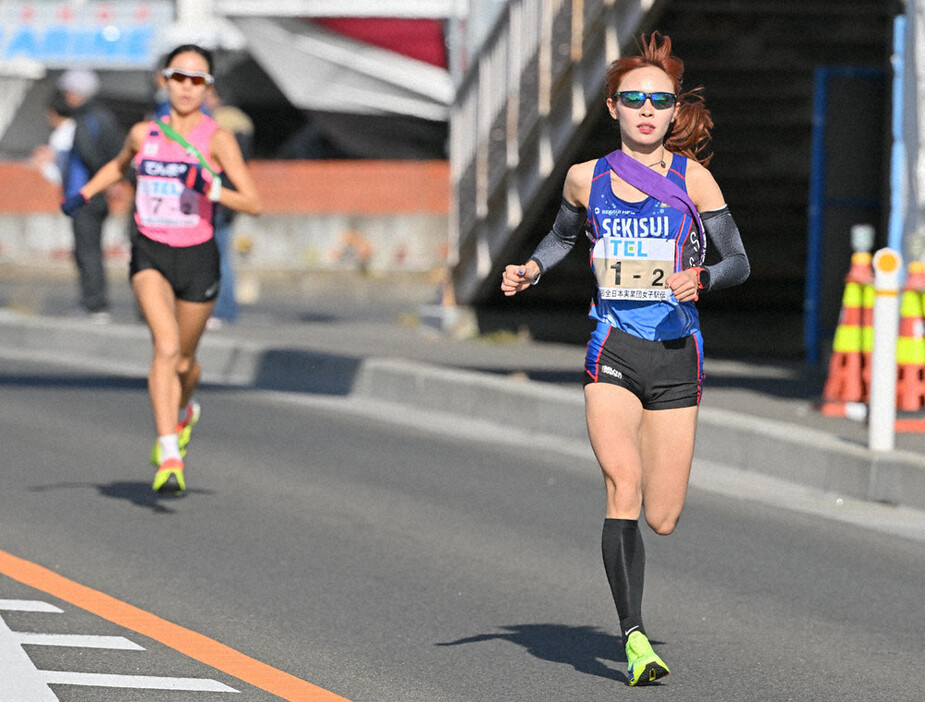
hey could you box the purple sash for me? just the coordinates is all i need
[604,149,706,266]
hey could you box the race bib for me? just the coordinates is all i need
[592,236,676,300]
[136,177,201,228]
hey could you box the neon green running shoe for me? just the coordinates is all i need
[152,457,186,494]
[625,630,669,686]
[149,401,201,466]
[177,400,201,449]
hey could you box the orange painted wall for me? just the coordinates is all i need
[0,160,450,216]
[0,164,61,214]
[248,161,450,215]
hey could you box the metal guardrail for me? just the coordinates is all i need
[448,0,658,304]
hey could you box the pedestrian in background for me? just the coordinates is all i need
[501,33,749,686]
[203,87,255,329]
[61,45,262,495]
[30,90,75,187]
[58,69,123,323]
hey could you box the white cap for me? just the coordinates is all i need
[58,69,100,98]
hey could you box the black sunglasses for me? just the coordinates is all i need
[162,68,214,87]
[613,91,677,110]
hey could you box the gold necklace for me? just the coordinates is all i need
[647,146,666,169]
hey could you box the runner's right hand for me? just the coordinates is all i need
[60,192,87,217]
[501,264,535,296]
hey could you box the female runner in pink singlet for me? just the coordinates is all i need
[61,44,262,494]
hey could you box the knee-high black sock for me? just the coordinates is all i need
[602,518,646,641]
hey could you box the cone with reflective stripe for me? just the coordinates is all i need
[847,250,875,287]
[860,279,875,396]
[895,262,925,412]
[819,276,867,415]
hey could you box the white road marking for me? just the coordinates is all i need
[0,612,58,702]
[0,600,238,699]
[0,600,62,613]
[41,671,238,691]
[15,632,144,650]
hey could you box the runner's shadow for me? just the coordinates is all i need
[97,480,203,513]
[436,623,629,684]
[29,481,214,514]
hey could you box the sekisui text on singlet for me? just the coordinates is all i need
[586,152,701,341]
[133,116,220,247]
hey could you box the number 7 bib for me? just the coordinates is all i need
[592,236,676,301]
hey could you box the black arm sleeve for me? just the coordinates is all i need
[527,198,587,276]
[698,206,750,292]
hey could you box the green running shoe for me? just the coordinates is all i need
[149,401,201,466]
[177,400,201,450]
[152,457,186,494]
[625,630,669,686]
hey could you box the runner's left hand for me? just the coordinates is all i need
[666,269,699,302]
[183,164,213,195]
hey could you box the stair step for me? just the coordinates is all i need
[668,0,892,19]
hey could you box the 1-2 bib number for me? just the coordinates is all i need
[592,237,676,301]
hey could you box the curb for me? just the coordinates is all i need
[354,359,925,512]
[3,312,925,512]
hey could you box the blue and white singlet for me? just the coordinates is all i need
[585,152,702,341]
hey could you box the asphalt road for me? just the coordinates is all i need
[1,356,924,702]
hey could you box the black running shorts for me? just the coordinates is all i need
[584,326,704,409]
[130,233,220,303]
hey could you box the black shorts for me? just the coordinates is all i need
[130,233,220,303]
[584,326,704,409]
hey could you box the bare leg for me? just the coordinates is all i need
[585,383,645,519]
[175,297,215,409]
[585,384,698,527]
[639,404,698,534]
[586,382,697,667]
[132,271,215,436]
[132,270,182,436]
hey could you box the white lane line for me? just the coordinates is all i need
[41,670,239,692]
[16,633,144,650]
[0,602,239,697]
[0,600,63,613]
[0,613,59,702]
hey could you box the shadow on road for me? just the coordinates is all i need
[0,373,145,390]
[28,480,214,514]
[437,623,640,684]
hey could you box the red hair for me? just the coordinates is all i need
[605,33,713,165]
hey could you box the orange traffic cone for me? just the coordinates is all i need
[847,250,876,286]
[860,278,875,396]
[894,263,925,432]
[819,251,873,419]
[908,257,925,301]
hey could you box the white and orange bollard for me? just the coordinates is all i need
[868,248,901,451]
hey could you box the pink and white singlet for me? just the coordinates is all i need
[133,115,221,247]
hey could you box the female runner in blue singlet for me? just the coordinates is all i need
[501,33,749,686]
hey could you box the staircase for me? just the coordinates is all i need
[449,0,898,357]
[449,0,662,304]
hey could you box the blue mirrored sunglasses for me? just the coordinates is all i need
[613,91,677,110]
